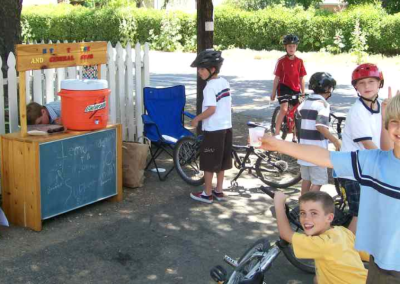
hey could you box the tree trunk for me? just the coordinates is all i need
[196,0,214,134]
[0,0,23,76]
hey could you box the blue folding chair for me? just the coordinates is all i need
[142,85,195,181]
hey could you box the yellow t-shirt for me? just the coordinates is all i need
[292,226,368,284]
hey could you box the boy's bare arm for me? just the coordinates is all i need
[360,140,378,150]
[260,135,333,168]
[274,192,294,243]
[271,76,280,101]
[316,125,341,150]
[300,77,306,95]
[191,106,216,127]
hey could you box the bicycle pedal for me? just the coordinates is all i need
[224,255,239,267]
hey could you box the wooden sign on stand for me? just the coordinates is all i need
[1,42,122,231]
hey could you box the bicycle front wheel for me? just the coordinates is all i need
[255,152,301,188]
[271,106,288,140]
[227,238,271,284]
[173,136,205,186]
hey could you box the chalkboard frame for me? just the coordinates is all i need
[39,128,117,219]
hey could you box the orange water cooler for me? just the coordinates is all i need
[59,79,110,131]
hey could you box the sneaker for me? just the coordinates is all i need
[292,138,298,143]
[212,190,225,201]
[190,191,213,204]
[274,135,282,140]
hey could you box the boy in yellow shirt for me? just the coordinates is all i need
[274,190,368,284]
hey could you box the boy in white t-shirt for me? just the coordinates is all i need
[339,63,392,234]
[189,50,232,204]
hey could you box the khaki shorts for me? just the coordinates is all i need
[300,165,328,185]
[367,256,400,284]
[200,128,232,173]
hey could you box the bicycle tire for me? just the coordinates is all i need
[173,136,205,186]
[227,238,271,284]
[255,152,301,188]
[271,106,288,140]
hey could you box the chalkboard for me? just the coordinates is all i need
[40,128,117,219]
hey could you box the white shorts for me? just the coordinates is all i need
[300,165,328,185]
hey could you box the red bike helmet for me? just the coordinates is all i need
[351,63,384,88]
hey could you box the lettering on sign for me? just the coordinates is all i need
[31,57,44,64]
[49,55,75,63]
[80,54,94,60]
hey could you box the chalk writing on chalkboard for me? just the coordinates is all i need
[40,128,117,219]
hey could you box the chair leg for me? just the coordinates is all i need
[145,143,175,181]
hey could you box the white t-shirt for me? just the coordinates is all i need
[297,94,330,166]
[341,99,382,152]
[202,77,232,131]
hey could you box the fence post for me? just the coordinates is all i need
[7,52,19,133]
[55,40,66,97]
[116,42,127,140]
[0,57,5,134]
[125,42,136,142]
[135,43,143,140]
[107,42,117,124]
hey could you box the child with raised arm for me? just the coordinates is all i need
[338,63,389,234]
[189,50,232,204]
[263,93,400,284]
[274,191,368,284]
[271,34,307,142]
[297,72,341,195]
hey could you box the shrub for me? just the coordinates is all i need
[21,3,400,55]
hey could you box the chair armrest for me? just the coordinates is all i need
[184,111,196,120]
[142,114,155,125]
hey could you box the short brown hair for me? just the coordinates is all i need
[299,191,335,215]
[384,94,400,130]
[27,102,44,125]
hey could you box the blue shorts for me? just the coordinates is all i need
[338,178,360,217]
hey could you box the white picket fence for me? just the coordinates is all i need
[0,41,150,142]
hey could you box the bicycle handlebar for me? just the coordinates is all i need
[247,121,269,129]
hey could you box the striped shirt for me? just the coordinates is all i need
[297,94,330,166]
[331,150,400,272]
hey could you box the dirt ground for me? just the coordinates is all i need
[0,110,317,284]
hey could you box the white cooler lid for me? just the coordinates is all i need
[60,79,108,91]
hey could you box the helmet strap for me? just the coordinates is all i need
[357,92,379,109]
[206,68,216,81]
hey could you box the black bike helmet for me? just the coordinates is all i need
[309,72,336,94]
[283,34,300,45]
[190,49,224,70]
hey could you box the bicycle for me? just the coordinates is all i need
[173,122,301,189]
[270,94,307,141]
[210,184,353,284]
[209,186,314,284]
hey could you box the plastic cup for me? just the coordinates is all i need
[249,127,265,147]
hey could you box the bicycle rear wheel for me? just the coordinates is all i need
[271,106,288,140]
[227,238,271,284]
[255,152,301,188]
[173,136,205,186]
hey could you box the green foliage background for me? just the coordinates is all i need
[21,3,400,55]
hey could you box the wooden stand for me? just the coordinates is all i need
[0,42,123,231]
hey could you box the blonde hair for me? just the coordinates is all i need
[384,95,400,130]
[27,102,44,125]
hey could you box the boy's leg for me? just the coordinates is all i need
[204,171,214,196]
[309,166,327,192]
[274,102,288,136]
[300,166,311,195]
[340,179,361,235]
[215,170,224,193]
[301,180,311,195]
